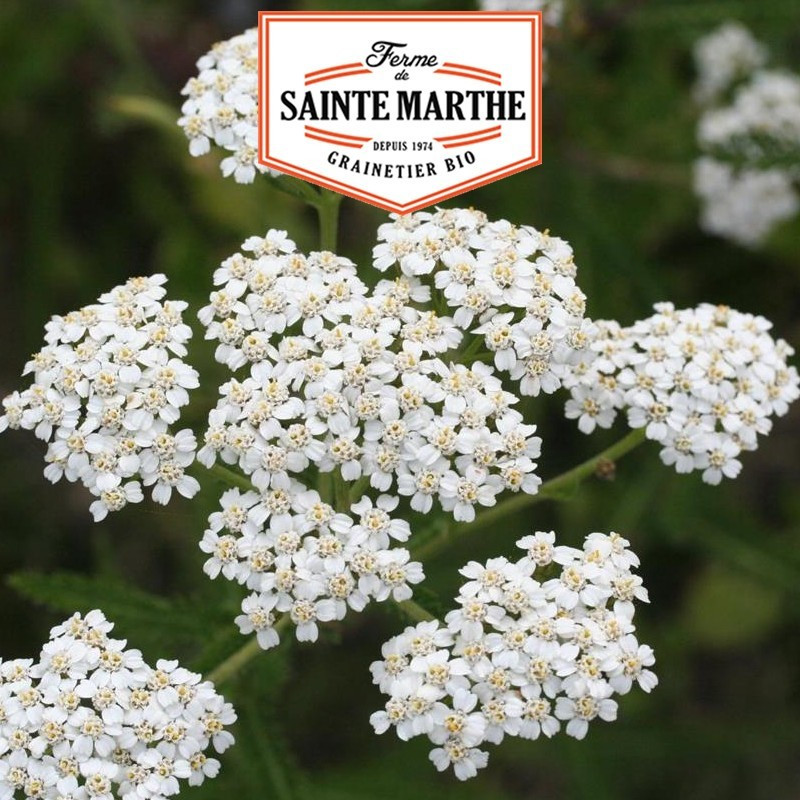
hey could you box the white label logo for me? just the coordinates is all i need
[258,11,542,213]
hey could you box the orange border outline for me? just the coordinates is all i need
[305,125,371,142]
[305,132,365,149]
[433,68,502,86]
[442,62,502,79]
[305,68,372,87]
[305,62,363,79]
[257,11,542,214]
[442,132,502,149]
[435,125,502,142]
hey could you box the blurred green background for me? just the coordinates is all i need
[1,1,800,798]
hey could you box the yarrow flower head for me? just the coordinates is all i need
[369,530,656,780]
[373,207,592,398]
[178,28,279,184]
[195,208,590,646]
[202,486,424,650]
[563,303,799,484]
[693,23,800,247]
[0,610,235,800]
[0,276,200,520]
[198,213,558,521]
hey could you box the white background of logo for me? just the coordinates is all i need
[259,12,541,212]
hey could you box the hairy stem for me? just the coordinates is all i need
[207,616,291,685]
[207,463,254,493]
[397,598,436,623]
[314,189,342,252]
[333,471,351,513]
[412,427,647,561]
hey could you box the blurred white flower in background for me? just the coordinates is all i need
[478,0,564,79]
[479,0,564,28]
[694,158,799,248]
[692,22,767,104]
[693,22,800,247]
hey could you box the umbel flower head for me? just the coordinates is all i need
[197,210,579,521]
[196,208,590,647]
[0,610,235,800]
[372,208,591,398]
[178,28,279,184]
[563,303,799,484]
[370,530,656,780]
[202,486,424,650]
[0,275,200,520]
[692,22,800,247]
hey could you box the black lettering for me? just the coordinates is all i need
[280,91,297,121]
[366,41,407,68]
[397,91,421,120]
[509,91,526,120]
[423,92,443,120]
[445,91,466,121]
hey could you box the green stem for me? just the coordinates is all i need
[318,469,334,505]
[314,189,342,251]
[207,615,291,685]
[347,475,371,506]
[524,426,646,504]
[333,470,351,513]
[269,174,323,205]
[412,427,647,561]
[397,598,435,623]
[457,333,488,364]
[207,463,254,493]
[206,599,433,687]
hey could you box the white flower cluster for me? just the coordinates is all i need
[201,487,424,650]
[563,303,799,484]
[370,531,656,780]
[0,610,235,800]
[692,21,767,104]
[373,207,592,398]
[698,70,800,158]
[693,158,799,248]
[693,23,800,246]
[178,28,278,184]
[198,219,545,524]
[0,276,200,521]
